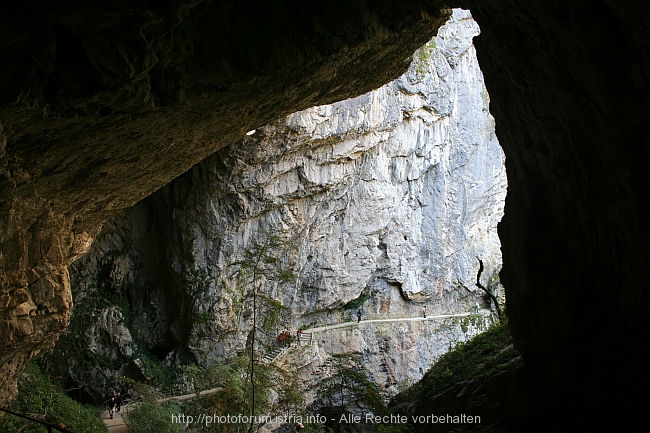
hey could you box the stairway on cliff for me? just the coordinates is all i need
[261,344,292,364]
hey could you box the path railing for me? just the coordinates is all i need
[262,310,488,366]
[102,309,490,430]
[1,407,74,432]
[103,382,225,431]
[306,311,479,336]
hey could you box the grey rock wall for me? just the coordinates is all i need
[183,9,504,358]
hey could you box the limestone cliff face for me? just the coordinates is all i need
[66,10,505,401]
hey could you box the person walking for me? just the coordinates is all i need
[357,309,362,323]
[108,397,116,419]
[474,302,480,313]
[423,305,427,319]
[115,392,122,412]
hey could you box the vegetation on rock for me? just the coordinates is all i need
[0,362,106,433]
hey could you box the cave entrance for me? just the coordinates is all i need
[33,6,507,428]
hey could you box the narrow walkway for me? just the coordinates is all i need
[306,312,474,335]
[102,408,128,433]
[157,386,224,403]
[283,310,488,356]
[102,387,224,432]
[102,311,487,430]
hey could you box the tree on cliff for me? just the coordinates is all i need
[231,226,298,433]
[315,353,386,433]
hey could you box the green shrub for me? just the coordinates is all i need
[127,398,183,433]
[342,288,376,311]
[0,362,106,433]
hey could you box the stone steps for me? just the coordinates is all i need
[297,331,312,345]
[262,345,289,364]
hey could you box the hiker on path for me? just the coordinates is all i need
[297,329,303,346]
[474,302,480,313]
[115,392,122,412]
[423,305,427,318]
[108,397,116,419]
[357,309,362,323]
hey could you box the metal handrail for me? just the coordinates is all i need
[0,407,74,432]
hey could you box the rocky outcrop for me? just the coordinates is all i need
[0,0,450,407]
[64,9,504,402]
[0,203,94,406]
